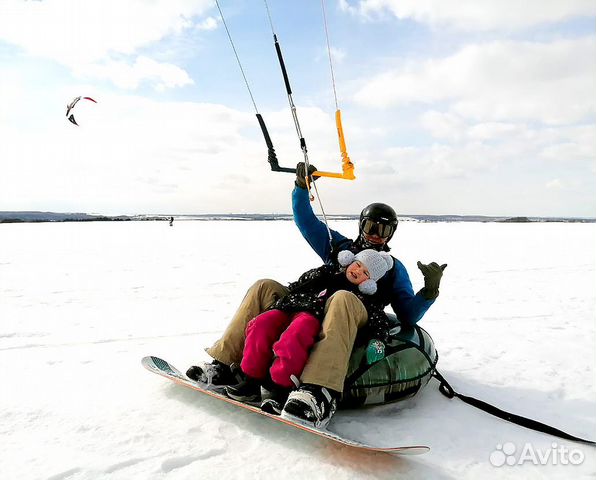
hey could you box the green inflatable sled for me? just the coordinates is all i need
[341,313,438,408]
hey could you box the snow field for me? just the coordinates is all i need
[0,220,594,479]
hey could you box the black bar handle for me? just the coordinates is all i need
[274,35,292,95]
[256,113,274,150]
[256,113,296,174]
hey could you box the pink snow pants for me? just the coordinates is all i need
[241,309,320,388]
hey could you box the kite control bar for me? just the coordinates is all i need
[217,0,355,180]
[257,32,355,180]
[256,109,355,179]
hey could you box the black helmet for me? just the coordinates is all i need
[359,203,398,242]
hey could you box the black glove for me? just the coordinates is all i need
[295,162,318,189]
[417,261,447,300]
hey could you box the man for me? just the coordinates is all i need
[280,163,446,426]
[188,162,446,428]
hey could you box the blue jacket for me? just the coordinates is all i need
[292,186,434,326]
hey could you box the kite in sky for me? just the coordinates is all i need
[66,96,97,126]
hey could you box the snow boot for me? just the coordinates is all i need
[281,384,338,428]
[260,374,297,415]
[186,360,242,386]
[225,374,261,402]
[260,386,291,415]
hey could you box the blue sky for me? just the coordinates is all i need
[0,0,595,217]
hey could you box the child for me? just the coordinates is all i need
[225,249,394,414]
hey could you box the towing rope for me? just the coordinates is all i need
[262,0,312,172]
[214,0,292,173]
[215,0,342,248]
[317,0,355,182]
[214,0,258,115]
[321,0,339,112]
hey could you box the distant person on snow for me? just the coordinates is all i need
[169,217,174,227]
[187,162,446,428]
[218,248,393,415]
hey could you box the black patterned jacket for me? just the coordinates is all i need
[271,264,392,343]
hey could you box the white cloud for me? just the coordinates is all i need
[81,56,193,91]
[354,36,596,125]
[375,142,501,181]
[329,46,347,64]
[0,0,214,89]
[418,113,594,154]
[539,140,594,164]
[419,111,466,141]
[195,16,218,31]
[340,0,595,31]
[546,179,563,189]
[466,122,520,141]
[339,102,595,196]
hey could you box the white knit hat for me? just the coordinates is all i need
[338,249,394,295]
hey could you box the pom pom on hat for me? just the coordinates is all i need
[358,279,378,295]
[338,250,355,267]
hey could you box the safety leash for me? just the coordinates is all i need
[433,370,596,446]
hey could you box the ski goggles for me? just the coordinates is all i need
[360,218,396,238]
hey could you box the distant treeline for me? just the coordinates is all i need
[0,212,163,223]
[1,212,594,224]
[1,217,132,223]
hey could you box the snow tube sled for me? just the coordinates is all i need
[341,313,438,408]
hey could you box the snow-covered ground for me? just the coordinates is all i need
[1,219,594,480]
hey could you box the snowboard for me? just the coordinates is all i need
[142,355,430,455]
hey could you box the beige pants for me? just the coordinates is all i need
[206,279,368,393]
